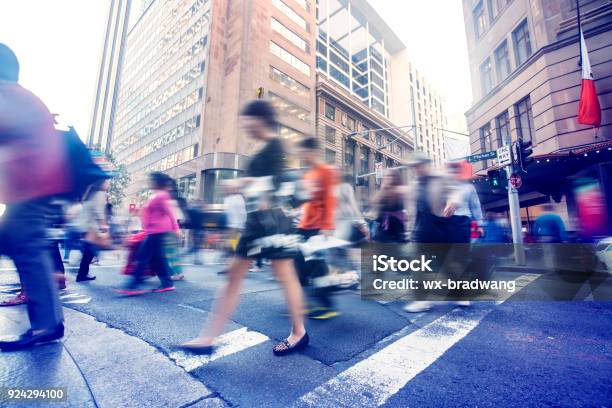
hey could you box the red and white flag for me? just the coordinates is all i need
[577,29,601,127]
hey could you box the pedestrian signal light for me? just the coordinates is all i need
[487,169,505,192]
[129,203,136,214]
[517,138,534,171]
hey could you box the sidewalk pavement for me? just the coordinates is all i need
[0,305,228,408]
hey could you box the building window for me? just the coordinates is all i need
[480,58,493,95]
[271,18,309,53]
[344,139,355,166]
[495,111,510,147]
[375,133,382,146]
[397,145,404,157]
[325,103,335,120]
[268,92,310,122]
[473,1,486,39]
[270,41,311,76]
[204,169,241,204]
[347,116,356,131]
[487,0,504,21]
[272,0,307,31]
[515,96,534,143]
[325,148,336,164]
[316,55,327,72]
[330,65,350,89]
[480,123,493,167]
[325,125,336,143]
[494,41,511,82]
[269,66,309,97]
[513,19,532,66]
[361,125,370,140]
[278,124,306,142]
[316,40,327,56]
[360,145,369,174]
[176,174,197,200]
[330,51,349,73]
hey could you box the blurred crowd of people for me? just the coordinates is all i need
[0,42,586,356]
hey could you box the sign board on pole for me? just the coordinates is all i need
[375,162,384,181]
[467,150,497,163]
[509,173,522,189]
[496,145,512,166]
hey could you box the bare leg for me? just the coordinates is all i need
[182,257,252,347]
[271,258,306,344]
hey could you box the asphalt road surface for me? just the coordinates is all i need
[0,253,611,407]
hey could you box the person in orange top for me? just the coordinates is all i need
[296,137,340,319]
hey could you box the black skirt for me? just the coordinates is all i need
[235,208,298,259]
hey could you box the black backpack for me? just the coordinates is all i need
[59,126,110,201]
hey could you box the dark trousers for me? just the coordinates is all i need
[188,229,204,263]
[77,241,97,279]
[63,228,81,259]
[130,233,173,288]
[295,229,333,309]
[0,199,63,330]
[51,241,64,274]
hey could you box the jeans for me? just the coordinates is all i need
[0,199,63,330]
[130,233,173,288]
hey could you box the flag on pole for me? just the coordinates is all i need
[577,29,601,127]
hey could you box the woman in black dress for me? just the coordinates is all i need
[181,100,308,356]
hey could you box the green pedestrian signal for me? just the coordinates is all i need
[487,169,505,192]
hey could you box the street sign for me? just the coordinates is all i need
[496,145,512,166]
[509,173,522,189]
[467,150,497,163]
[375,162,384,181]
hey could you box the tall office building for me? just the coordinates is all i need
[106,0,449,205]
[314,0,448,202]
[88,0,132,152]
[462,0,611,227]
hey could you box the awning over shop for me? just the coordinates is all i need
[473,140,612,210]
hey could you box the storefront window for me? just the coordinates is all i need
[203,169,241,204]
[177,174,197,200]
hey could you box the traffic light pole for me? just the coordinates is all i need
[504,137,526,266]
[505,164,526,265]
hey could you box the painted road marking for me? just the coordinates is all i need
[63,297,92,304]
[169,327,269,372]
[60,292,92,305]
[60,293,86,299]
[294,274,538,407]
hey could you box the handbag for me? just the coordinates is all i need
[85,228,112,250]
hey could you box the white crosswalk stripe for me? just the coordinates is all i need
[169,327,269,372]
[60,292,92,304]
[293,274,538,407]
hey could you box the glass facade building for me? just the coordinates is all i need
[315,0,393,117]
[111,0,211,197]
